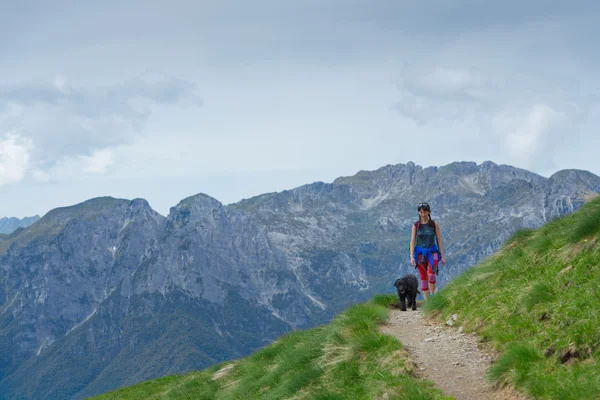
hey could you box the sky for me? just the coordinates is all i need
[1,0,600,218]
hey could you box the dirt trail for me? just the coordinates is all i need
[380,306,529,400]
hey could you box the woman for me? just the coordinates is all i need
[409,202,446,300]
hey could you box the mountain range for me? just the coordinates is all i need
[0,216,40,235]
[1,160,599,400]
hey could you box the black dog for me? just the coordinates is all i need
[394,274,420,311]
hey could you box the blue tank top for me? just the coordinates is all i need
[416,220,437,249]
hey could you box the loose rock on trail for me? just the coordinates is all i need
[380,306,529,400]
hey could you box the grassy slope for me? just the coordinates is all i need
[425,195,600,399]
[92,295,450,400]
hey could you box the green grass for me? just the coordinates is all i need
[424,195,600,400]
[91,294,449,400]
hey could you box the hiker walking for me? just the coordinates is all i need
[409,202,446,300]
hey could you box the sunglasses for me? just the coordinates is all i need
[418,203,430,210]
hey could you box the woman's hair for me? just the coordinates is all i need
[417,202,435,228]
[416,215,435,228]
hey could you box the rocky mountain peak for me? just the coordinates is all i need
[170,193,223,215]
[0,215,41,235]
[548,169,600,187]
[36,197,130,231]
[128,198,152,211]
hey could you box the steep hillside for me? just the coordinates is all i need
[91,295,450,400]
[425,194,600,399]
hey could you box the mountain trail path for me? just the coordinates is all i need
[380,305,530,400]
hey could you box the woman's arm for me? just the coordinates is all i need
[410,224,417,265]
[435,221,446,264]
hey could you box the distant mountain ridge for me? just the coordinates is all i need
[1,160,599,400]
[0,215,40,234]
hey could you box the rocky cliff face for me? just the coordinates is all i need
[231,161,600,298]
[0,195,325,400]
[1,160,599,400]
[133,193,323,326]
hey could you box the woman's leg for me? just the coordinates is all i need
[417,255,429,299]
[427,253,439,294]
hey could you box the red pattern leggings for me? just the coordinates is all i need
[417,253,438,291]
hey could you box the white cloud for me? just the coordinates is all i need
[0,72,202,177]
[41,148,118,181]
[4,102,23,117]
[393,64,493,125]
[31,168,51,183]
[500,104,556,153]
[80,148,115,173]
[0,132,33,186]
[403,65,488,100]
[495,104,567,170]
[52,75,69,94]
